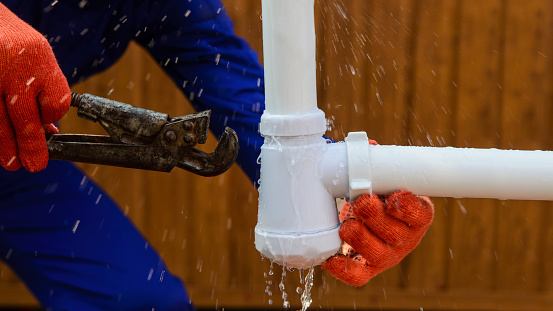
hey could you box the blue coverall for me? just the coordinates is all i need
[0,1,265,310]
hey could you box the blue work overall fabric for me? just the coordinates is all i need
[0,1,264,310]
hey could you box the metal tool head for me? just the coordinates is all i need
[177,126,239,177]
[48,93,239,176]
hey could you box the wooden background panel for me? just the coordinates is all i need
[495,0,553,293]
[393,0,458,292]
[446,0,503,292]
[3,0,553,310]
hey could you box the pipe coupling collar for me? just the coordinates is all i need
[346,131,372,200]
[259,109,326,136]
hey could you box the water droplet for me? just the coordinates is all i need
[147,268,154,281]
[300,267,315,311]
[95,194,102,205]
[9,95,18,105]
[72,220,80,234]
[5,248,13,260]
[7,156,16,166]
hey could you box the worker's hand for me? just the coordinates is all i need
[322,190,434,287]
[0,3,71,172]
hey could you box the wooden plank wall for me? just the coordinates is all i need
[2,0,553,310]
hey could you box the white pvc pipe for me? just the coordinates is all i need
[322,139,553,201]
[261,0,318,115]
[369,145,553,200]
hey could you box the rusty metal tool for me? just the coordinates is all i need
[47,93,239,176]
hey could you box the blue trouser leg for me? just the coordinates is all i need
[0,161,194,311]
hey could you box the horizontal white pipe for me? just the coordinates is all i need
[322,142,553,201]
[261,0,318,115]
[369,145,553,200]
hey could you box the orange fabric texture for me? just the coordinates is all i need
[322,191,434,287]
[0,3,71,172]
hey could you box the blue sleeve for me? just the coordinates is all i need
[134,0,265,184]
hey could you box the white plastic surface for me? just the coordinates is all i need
[369,145,553,200]
[261,0,318,115]
[319,140,553,201]
[256,135,341,268]
[346,132,372,199]
[259,110,326,137]
[255,225,341,269]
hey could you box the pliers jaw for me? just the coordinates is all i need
[47,93,239,176]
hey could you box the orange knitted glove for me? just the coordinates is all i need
[322,191,434,287]
[0,3,71,172]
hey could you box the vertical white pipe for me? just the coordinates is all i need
[262,0,318,115]
[256,0,340,269]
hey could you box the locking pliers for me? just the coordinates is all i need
[47,93,239,177]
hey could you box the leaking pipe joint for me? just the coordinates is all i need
[255,112,345,269]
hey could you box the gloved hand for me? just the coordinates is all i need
[322,190,434,287]
[0,3,71,172]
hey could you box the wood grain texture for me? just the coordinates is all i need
[3,0,553,310]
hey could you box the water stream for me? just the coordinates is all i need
[264,262,315,311]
